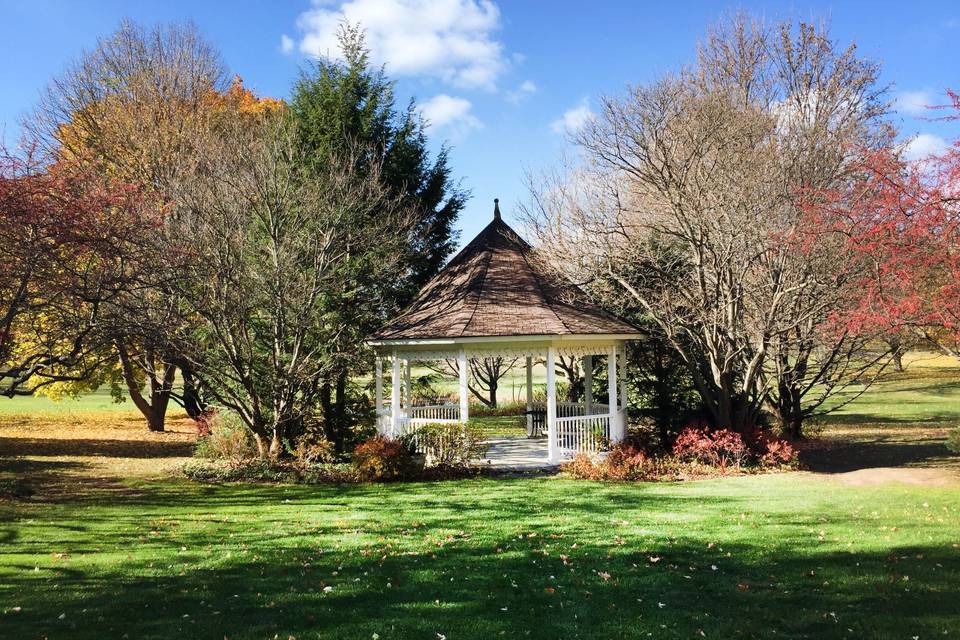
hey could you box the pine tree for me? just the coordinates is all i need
[290,23,465,297]
[289,24,466,447]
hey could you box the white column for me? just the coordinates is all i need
[458,349,469,423]
[583,355,593,415]
[619,345,628,413]
[391,352,401,437]
[608,346,620,442]
[375,357,384,434]
[546,346,558,463]
[404,359,412,408]
[525,356,533,436]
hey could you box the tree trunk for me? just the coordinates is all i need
[488,379,498,408]
[333,370,348,451]
[890,339,906,372]
[319,381,336,444]
[771,380,805,438]
[179,364,206,419]
[115,341,176,433]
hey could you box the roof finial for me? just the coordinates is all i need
[493,198,501,220]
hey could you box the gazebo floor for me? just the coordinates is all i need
[476,436,555,470]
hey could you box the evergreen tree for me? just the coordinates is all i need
[290,23,465,297]
[289,24,466,447]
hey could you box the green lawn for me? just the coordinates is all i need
[1,475,958,639]
[0,353,959,639]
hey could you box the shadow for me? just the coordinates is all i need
[800,436,957,473]
[822,412,960,426]
[0,480,957,639]
[0,437,195,459]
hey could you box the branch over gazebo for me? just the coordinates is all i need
[367,200,642,463]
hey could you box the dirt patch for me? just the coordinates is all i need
[824,467,960,487]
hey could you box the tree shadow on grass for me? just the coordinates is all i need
[1,482,957,639]
[0,437,195,459]
[800,437,958,473]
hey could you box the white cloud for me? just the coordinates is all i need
[506,80,537,104]
[280,34,294,54]
[903,133,949,161]
[419,94,482,138]
[294,0,506,90]
[551,99,594,134]
[894,90,936,117]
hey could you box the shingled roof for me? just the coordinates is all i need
[371,200,641,342]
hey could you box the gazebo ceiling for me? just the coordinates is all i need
[370,200,642,344]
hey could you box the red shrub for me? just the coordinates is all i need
[352,437,419,481]
[744,429,798,467]
[672,426,750,470]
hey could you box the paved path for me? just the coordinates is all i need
[477,436,556,470]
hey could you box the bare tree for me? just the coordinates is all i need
[523,15,890,435]
[172,115,412,456]
[426,357,519,408]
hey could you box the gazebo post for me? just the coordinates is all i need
[583,355,593,415]
[458,349,469,423]
[525,356,533,436]
[607,345,619,443]
[403,359,412,408]
[546,346,558,464]
[619,344,628,416]
[375,357,384,435]
[391,352,401,437]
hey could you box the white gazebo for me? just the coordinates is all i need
[367,200,643,464]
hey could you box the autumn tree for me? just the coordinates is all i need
[825,93,960,366]
[0,148,156,397]
[524,15,891,436]
[29,19,282,430]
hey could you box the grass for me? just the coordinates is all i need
[0,352,958,638]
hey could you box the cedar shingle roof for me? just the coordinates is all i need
[371,202,641,342]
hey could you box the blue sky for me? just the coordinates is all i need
[2,0,958,244]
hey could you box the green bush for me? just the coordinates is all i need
[182,459,356,484]
[407,422,488,468]
[194,411,258,463]
[948,427,960,454]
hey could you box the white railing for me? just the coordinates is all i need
[553,414,611,457]
[531,401,609,418]
[378,404,461,437]
[407,404,460,423]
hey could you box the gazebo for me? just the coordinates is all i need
[367,200,642,464]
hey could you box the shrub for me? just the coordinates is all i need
[672,426,750,470]
[745,429,799,467]
[182,459,356,484]
[194,411,258,464]
[563,441,671,481]
[352,436,421,481]
[290,435,337,466]
[948,427,960,454]
[406,422,488,468]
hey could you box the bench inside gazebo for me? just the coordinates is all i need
[367,200,642,466]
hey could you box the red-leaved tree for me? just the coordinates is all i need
[0,148,158,396]
[818,92,960,358]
